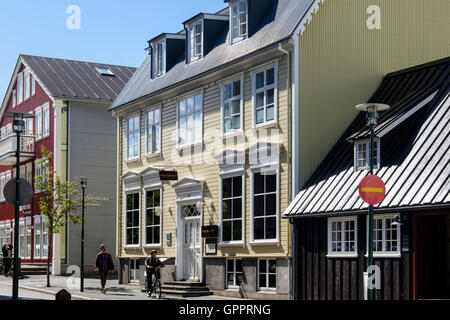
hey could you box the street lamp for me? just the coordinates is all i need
[80,177,87,292]
[5,112,34,301]
[355,103,390,301]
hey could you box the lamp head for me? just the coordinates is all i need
[355,103,390,126]
[196,201,204,214]
[155,207,162,217]
[80,177,88,189]
[391,215,403,226]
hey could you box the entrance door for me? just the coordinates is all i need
[129,259,140,283]
[181,205,202,281]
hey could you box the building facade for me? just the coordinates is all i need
[0,55,135,274]
[284,58,450,299]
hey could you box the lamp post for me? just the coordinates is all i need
[5,112,34,300]
[80,177,87,292]
[355,103,390,300]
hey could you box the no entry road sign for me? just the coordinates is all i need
[358,175,386,205]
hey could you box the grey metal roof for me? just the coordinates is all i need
[109,0,316,111]
[284,57,450,217]
[21,55,136,103]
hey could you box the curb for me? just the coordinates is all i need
[0,281,97,300]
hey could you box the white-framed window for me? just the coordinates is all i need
[177,93,202,147]
[129,259,140,282]
[19,220,25,258]
[25,218,31,258]
[35,106,42,140]
[368,214,401,257]
[0,224,5,248]
[226,259,243,288]
[252,171,277,241]
[153,40,165,77]
[252,64,277,127]
[221,77,243,135]
[34,160,42,193]
[146,108,161,155]
[24,70,31,101]
[12,89,16,108]
[126,115,140,160]
[31,76,36,96]
[17,72,23,105]
[43,103,50,137]
[34,218,41,259]
[258,259,277,291]
[41,216,48,259]
[327,216,358,257]
[230,0,248,44]
[126,192,140,246]
[189,21,203,62]
[354,139,380,171]
[221,175,243,243]
[25,116,33,136]
[145,189,161,245]
[0,171,12,202]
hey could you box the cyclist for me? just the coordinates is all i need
[145,250,163,297]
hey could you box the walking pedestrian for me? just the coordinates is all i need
[2,244,12,277]
[94,244,114,294]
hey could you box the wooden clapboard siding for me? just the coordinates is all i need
[117,53,292,259]
[295,215,412,300]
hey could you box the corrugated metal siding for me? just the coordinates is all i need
[118,54,291,258]
[297,0,450,189]
[285,58,450,216]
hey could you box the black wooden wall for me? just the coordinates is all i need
[295,215,411,300]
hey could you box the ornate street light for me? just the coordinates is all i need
[79,177,87,292]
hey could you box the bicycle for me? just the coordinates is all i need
[146,265,162,299]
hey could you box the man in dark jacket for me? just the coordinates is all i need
[145,250,163,296]
[2,244,12,277]
[94,244,114,294]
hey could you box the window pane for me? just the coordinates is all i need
[233,177,242,197]
[265,194,276,216]
[233,81,240,96]
[232,99,240,114]
[254,173,265,194]
[179,100,186,115]
[268,275,276,288]
[266,106,274,122]
[254,218,264,239]
[256,108,264,124]
[223,200,232,220]
[233,198,242,219]
[267,88,274,105]
[259,260,266,273]
[256,72,264,89]
[259,274,266,288]
[265,173,276,192]
[256,92,264,108]
[265,217,276,239]
[223,178,232,198]
[223,84,231,100]
[232,220,242,241]
[227,273,234,286]
[232,115,240,130]
[224,102,230,117]
[236,260,242,272]
[266,68,275,85]
[254,195,264,217]
[194,95,202,111]
[223,221,231,241]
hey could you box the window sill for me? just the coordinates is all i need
[124,245,141,249]
[326,253,358,258]
[219,241,245,248]
[143,244,162,249]
[145,153,161,160]
[257,289,277,294]
[249,240,279,247]
[222,130,244,139]
[253,121,278,130]
[175,142,203,152]
[365,252,401,258]
[125,157,141,165]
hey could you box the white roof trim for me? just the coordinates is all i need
[377,91,439,138]
[293,0,325,37]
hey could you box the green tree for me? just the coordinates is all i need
[35,146,82,287]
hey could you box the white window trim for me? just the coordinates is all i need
[126,114,141,161]
[42,103,50,138]
[24,70,31,101]
[124,191,141,248]
[188,20,204,63]
[229,0,249,45]
[366,214,401,258]
[12,89,16,108]
[152,39,166,77]
[354,138,381,171]
[251,62,278,129]
[31,76,36,96]
[144,188,162,247]
[326,216,358,258]
[219,172,245,246]
[25,217,31,259]
[34,216,42,260]
[35,106,43,141]
[145,107,162,157]
[257,258,277,291]
[41,215,48,260]
[17,72,23,105]
[175,91,204,150]
[226,258,243,289]
[220,74,244,137]
[249,166,280,244]
[19,218,25,258]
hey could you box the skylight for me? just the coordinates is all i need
[95,67,115,76]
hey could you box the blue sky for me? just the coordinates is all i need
[0,0,226,99]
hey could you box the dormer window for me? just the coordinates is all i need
[152,40,166,77]
[230,0,248,44]
[189,21,203,62]
[354,139,380,171]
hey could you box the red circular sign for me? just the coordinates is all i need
[358,175,386,205]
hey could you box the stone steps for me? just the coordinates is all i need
[161,281,213,297]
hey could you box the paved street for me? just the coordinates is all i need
[0,275,244,300]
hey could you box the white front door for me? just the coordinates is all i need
[181,205,202,281]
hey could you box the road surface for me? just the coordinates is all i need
[0,281,54,300]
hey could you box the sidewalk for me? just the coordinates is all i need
[0,274,244,300]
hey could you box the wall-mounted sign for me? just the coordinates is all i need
[205,238,217,255]
[20,203,32,215]
[159,170,178,181]
[201,225,218,238]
